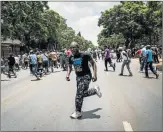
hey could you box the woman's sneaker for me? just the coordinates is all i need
[70,111,82,119]
[94,85,102,98]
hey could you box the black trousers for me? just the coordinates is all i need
[75,74,96,112]
[105,58,114,70]
[145,62,157,77]
[8,65,16,77]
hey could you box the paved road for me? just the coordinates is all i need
[1,59,162,131]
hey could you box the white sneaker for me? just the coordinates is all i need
[94,85,102,98]
[70,111,82,119]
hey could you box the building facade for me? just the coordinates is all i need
[1,39,22,58]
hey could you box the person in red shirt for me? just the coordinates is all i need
[65,49,72,57]
[135,49,142,64]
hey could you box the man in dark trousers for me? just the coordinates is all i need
[66,41,102,119]
[145,45,159,79]
[8,54,17,78]
[104,45,115,71]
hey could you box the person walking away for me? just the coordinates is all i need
[116,49,121,62]
[145,45,159,79]
[104,46,115,71]
[159,47,162,59]
[24,53,29,69]
[37,52,43,77]
[92,50,97,62]
[131,48,135,57]
[135,48,142,64]
[49,50,58,72]
[101,50,105,60]
[60,50,67,71]
[42,51,49,74]
[8,54,17,78]
[97,50,100,60]
[66,42,102,119]
[152,47,157,63]
[29,51,40,80]
[155,46,159,63]
[140,45,147,72]
[119,47,133,76]
[65,48,72,70]
[14,55,20,70]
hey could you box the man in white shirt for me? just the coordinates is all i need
[119,47,133,76]
[140,45,147,72]
[14,55,20,70]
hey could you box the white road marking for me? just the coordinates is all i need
[123,121,133,131]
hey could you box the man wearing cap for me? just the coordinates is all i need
[145,45,159,79]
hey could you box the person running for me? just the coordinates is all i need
[49,50,58,72]
[140,45,147,72]
[119,47,133,76]
[92,50,97,61]
[41,51,49,74]
[154,46,159,63]
[135,48,142,64]
[145,45,159,79]
[60,50,67,71]
[24,53,29,69]
[116,49,121,62]
[66,41,102,119]
[14,55,20,70]
[8,54,17,78]
[101,49,105,60]
[104,45,115,71]
[37,51,43,77]
[29,50,40,80]
[65,48,72,57]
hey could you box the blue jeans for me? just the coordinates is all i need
[31,64,38,78]
[140,57,146,71]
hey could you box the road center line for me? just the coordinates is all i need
[123,121,133,131]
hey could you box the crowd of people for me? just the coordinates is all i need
[1,43,161,80]
[1,41,162,119]
[1,48,72,79]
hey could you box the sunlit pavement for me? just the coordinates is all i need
[1,59,162,131]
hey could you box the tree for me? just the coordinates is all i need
[1,1,49,50]
[1,1,95,51]
[98,1,162,48]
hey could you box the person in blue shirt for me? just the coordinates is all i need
[145,45,159,79]
[29,50,40,80]
[140,45,147,72]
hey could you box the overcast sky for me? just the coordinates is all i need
[48,2,120,46]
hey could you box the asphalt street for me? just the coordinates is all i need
[1,59,162,131]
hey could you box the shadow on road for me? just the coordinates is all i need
[143,76,156,79]
[80,108,102,120]
[31,79,42,81]
[51,70,63,73]
[119,75,133,77]
[105,70,115,72]
[1,79,10,81]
